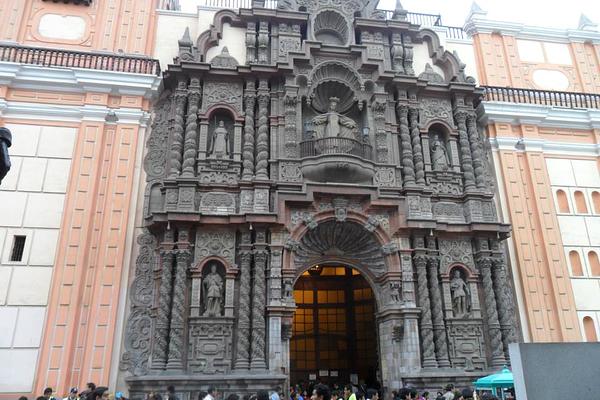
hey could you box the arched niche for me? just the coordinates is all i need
[198,105,242,163]
[148,182,164,215]
[190,257,236,318]
[425,122,457,172]
[312,9,350,46]
[447,265,474,318]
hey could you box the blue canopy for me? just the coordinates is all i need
[474,367,514,389]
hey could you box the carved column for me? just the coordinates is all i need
[396,104,415,185]
[152,249,174,370]
[257,21,269,64]
[492,255,518,359]
[251,248,268,369]
[373,100,388,163]
[478,256,507,367]
[284,94,298,158]
[246,22,257,64]
[255,79,270,180]
[467,113,486,189]
[408,106,425,185]
[454,110,476,191]
[234,248,253,369]
[391,33,404,73]
[402,35,414,75]
[242,80,256,180]
[166,248,190,370]
[182,77,201,177]
[414,254,437,368]
[426,255,451,367]
[168,79,188,178]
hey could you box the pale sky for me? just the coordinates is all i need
[180,0,600,30]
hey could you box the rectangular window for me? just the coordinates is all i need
[10,235,26,262]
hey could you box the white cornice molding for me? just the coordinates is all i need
[489,136,600,157]
[477,101,600,130]
[0,100,151,126]
[0,61,161,99]
[464,17,600,43]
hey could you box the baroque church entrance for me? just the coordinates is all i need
[290,265,378,386]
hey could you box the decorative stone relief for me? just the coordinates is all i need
[200,192,236,215]
[433,202,465,223]
[374,167,397,187]
[419,64,445,83]
[144,95,171,181]
[188,320,233,374]
[425,171,463,196]
[391,33,404,73]
[446,320,486,370]
[438,239,475,272]
[406,195,433,220]
[210,47,239,69]
[364,215,380,232]
[419,98,454,128]
[332,198,349,222]
[195,230,236,265]
[279,161,303,182]
[202,80,243,114]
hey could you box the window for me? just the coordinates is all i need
[588,251,600,276]
[556,189,570,213]
[583,316,598,342]
[10,235,26,262]
[592,191,600,214]
[569,251,584,277]
[574,191,588,213]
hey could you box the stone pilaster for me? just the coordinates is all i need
[373,100,388,163]
[391,33,404,73]
[242,80,256,180]
[478,255,507,367]
[454,110,476,191]
[251,247,268,369]
[426,255,451,367]
[152,249,174,370]
[255,79,270,180]
[166,248,190,370]
[491,252,518,360]
[467,113,486,189]
[246,22,257,64]
[168,79,187,178]
[283,93,298,158]
[414,254,438,368]
[409,106,424,185]
[402,35,414,75]
[181,77,201,177]
[257,21,269,64]
[234,245,253,369]
[396,104,415,185]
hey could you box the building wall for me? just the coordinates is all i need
[0,0,159,396]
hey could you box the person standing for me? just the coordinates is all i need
[204,387,218,400]
[311,385,331,400]
[343,385,356,400]
[63,388,78,400]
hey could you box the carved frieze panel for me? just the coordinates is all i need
[438,239,475,272]
[144,95,171,181]
[374,167,397,187]
[446,319,486,370]
[297,0,363,16]
[406,195,432,220]
[433,201,465,224]
[200,192,237,215]
[195,230,236,265]
[279,162,303,183]
[419,98,454,128]
[201,80,243,114]
[188,319,233,374]
[425,171,463,196]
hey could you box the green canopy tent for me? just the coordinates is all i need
[474,367,514,399]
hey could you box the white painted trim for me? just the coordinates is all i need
[0,100,151,126]
[0,61,161,99]
[489,136,600,157]
[478,102,600,130]
[464,16,600,43]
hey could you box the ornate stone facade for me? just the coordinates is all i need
[120,0,518,396]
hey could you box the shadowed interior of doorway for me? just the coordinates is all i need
[291,265,378,387]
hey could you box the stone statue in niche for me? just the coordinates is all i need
[209,120,230,158]
[390,281,402,303]
[430,133,449,171]
[311,97,358,139]
[202,263,224,317]
[450,269,470,317]
[282,279,293,300]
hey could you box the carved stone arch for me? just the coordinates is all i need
[191,255,236,276]
[419,29,474,84]
[308,61,364,113]
[311,8,350,46]
[196,9,242,62]
[447,262,475,279]
[201,104,243,122]
[425,120,455,137]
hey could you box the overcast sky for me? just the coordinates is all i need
[180,0,600,30]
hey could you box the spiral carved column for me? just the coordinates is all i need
[166,249,190,370]
[427,256,451,367]
[409,106,425,185]
[454,110,475,191]
[492,256,518,359]
[242,81,256,180]
[467,113,486,189]
[396,104,415,185]
[414,255,438,368]
[234,250,253,369]
[181,78,201,177]
[250,249,268,369]
[152,250,174,369]
[168,81,187,178]
[255,79,270,180]
[479,256,507,367]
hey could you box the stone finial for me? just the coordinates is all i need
[578,14,598,31]
[177,27,195,62]
[392,0,408,21]
[179,27,192,46]
[466,1,487,21]
[210,46,239,69]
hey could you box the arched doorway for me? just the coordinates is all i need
[290,264,379,387]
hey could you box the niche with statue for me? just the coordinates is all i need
[425,124,463,195]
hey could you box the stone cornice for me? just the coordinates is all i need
[477,101,600,130]
[464,17,600,43]
[0,61,161,99]
[489,136,600,157]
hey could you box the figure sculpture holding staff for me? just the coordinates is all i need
[450,269,470,317]
[203,263,224,317]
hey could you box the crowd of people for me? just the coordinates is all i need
[22,382,508,400]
